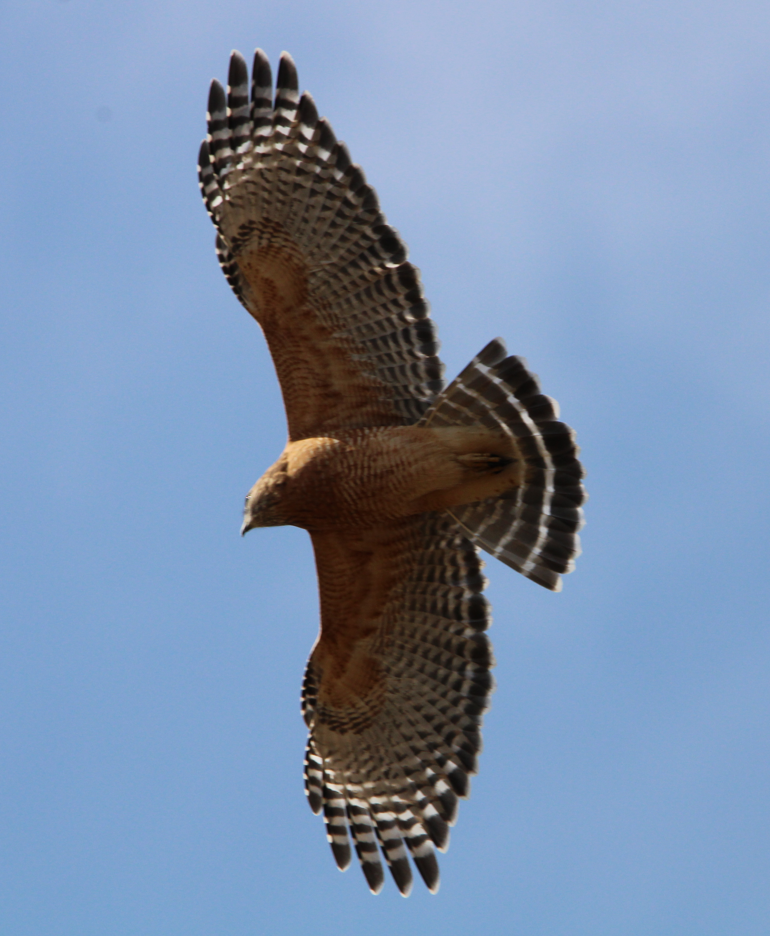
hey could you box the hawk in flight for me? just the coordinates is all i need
[198,49,585,896]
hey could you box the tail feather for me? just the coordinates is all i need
[421,339,585,591]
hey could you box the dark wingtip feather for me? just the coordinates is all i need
[414,852,440,894]
[228,49,248,89]
[362,860,385,894]
[249,49,273,136]
[251,48,272,89]
[425,812,450,851]
[494,355,536,393]
[207,78,226,122]
[276,51,298,94]
[334,142,351,173]
[297,92,319,131]
[534,568,562,591]
[331,840,352,870]
[438,785,459,823]
[390,857,413,897]
[316,118,337,157]
[206,78,231,175]
[274,52,299,127]
[447,764,469,797]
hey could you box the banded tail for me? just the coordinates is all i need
[421,339,585,591]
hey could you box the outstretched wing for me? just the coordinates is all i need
[302,514,493,895]
[198,50,444,439]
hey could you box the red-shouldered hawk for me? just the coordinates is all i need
[198,48,585,896]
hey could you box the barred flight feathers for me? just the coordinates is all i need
[301,515,492,895]
[199,48,585,895]
[198,49,443,439]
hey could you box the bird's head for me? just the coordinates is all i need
[241,459,289,535]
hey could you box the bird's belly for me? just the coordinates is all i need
[280,427,462,530]
[278,423,521,531]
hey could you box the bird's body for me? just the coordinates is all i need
[199,48,585,896]
[245,424,522,531]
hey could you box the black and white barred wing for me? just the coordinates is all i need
[302,515,493,895]
[199,50,444,438]
[421,339,585,592]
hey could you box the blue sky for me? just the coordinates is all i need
[2,1,769,933]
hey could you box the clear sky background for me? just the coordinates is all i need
[2,1,769,934]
